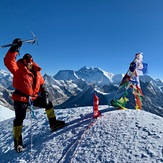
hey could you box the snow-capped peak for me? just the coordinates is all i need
[0,69,12,78]
[53,66,114,85]
[53,70,79,81]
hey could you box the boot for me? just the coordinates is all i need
[46,108,65,132]
[49,118,65,132]
[13,125,24,152]
[46,108,56,120]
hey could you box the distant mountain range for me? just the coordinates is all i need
[0,67,163,117]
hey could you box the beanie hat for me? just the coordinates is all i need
[23,53,33,63]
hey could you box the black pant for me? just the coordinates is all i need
[13,96,53,126]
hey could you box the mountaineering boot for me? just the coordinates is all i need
[13,125,24,152]
[46,108,56,119]
[50,120,65,132]
[46,108,65,132]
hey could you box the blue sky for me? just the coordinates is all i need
[0,0,163,79]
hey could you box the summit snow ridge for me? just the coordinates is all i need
[0,106,163,163]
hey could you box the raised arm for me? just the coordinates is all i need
[4,38,22,74]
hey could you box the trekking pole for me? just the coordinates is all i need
[30,110,33,162]
[0,31,38,49]
[28,97,36,162]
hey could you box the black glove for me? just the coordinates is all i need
[41,91,49,106]
[9,38,22,52]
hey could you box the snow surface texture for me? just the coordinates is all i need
[0,105,14,122]
[0,106,163,163]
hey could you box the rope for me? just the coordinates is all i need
[28,97,36,118]
[70,118,97,163]
[112,86,121,100]
[58,117,97,163]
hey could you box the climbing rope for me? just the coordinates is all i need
[58,117,98,163]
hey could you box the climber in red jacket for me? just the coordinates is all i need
[4,38,65,152]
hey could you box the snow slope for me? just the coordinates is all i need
[0,106,163,163]
[0,105,14,122]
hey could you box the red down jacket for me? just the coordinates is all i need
[4,50,44,102]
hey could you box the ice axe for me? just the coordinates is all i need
[0,32,38,49]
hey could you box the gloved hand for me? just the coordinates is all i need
[9,38,22,52]
[41,91,49,106]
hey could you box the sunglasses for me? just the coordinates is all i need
[24,57,33,65]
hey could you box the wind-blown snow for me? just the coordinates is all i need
[0,106,163,163]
